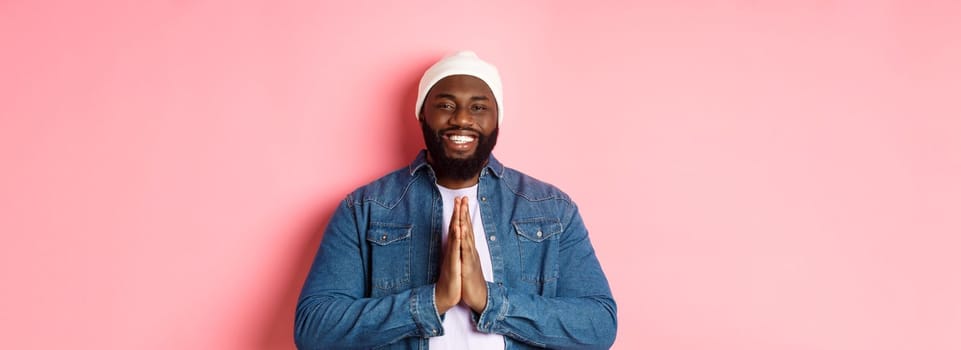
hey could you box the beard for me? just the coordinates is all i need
[420,119,499,181]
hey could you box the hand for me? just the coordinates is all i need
[434,196,489,315]
[435,197,464,314]
[457,197,489,313]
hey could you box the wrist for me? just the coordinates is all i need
[434,285,456,314]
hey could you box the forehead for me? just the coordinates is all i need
[428,75,494,98]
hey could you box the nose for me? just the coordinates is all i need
[449,106,474,128]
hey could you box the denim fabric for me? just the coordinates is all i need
[295,151,617,349]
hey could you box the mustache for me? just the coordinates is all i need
[437,126,482,135]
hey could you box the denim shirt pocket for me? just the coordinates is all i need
[366,222,412,296]
[512,217,562,287]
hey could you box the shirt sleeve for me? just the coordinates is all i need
[294,198,445,349]
[473,201,618,349]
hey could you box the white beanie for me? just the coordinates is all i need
[415,51,503,125]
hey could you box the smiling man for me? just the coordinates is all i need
[295,51,617,350]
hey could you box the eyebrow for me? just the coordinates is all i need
[433,93,490,101]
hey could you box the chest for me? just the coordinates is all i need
[361,195,563,298]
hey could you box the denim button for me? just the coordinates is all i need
[381,234,387,241]
[431,329,437,335]
[536,230,543,238]
[489,235,496,241]
[481,196,487,201]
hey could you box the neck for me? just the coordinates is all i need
[435,174,480,189]
[427,153,485,189]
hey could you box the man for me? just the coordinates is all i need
[295,51,617,349]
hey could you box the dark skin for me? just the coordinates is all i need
[420,75,498,314]
[421,75,499,189]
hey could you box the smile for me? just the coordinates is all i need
[447,135,476,144]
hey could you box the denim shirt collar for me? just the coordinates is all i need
[407,150,505,179]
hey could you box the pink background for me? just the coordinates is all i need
[2,1,959,349]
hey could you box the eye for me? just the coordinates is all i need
[436,102,455,110]
[470,104,488,112]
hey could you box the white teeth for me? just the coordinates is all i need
[449,135,475,144]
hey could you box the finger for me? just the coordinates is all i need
[461,198,477,252]
[460,197,470,225]
[460,197,470,230]
[457,198,470,249]
[450,197,461,240]
[447,220,462,260]
[448,218,461,253]
[456,197,465,240]
[460,199,470,259]
[448,198,462,260]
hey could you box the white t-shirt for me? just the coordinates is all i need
[429,184,505,350]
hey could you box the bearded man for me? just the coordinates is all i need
[295,51,617,350]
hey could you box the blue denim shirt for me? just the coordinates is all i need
[295,151,617,349]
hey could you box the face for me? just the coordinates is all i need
[419,75,499,180]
